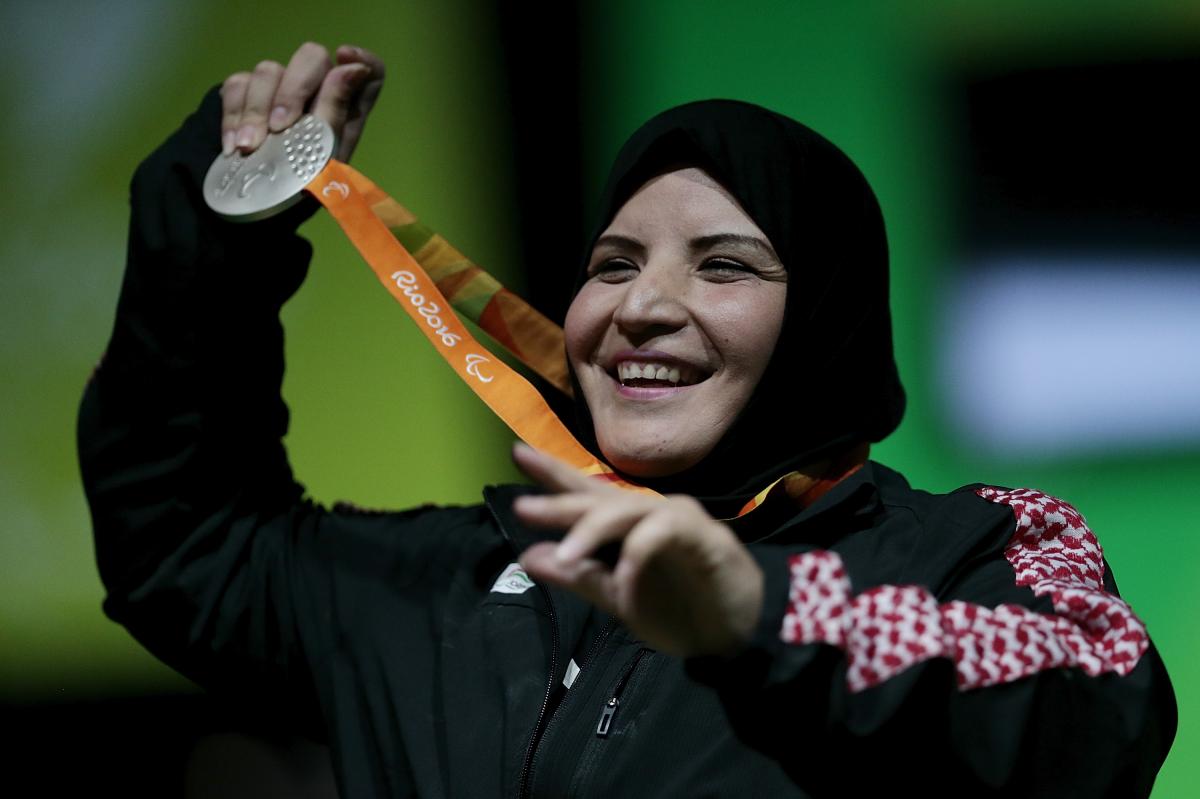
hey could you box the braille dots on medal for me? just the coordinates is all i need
[283,114,326,182]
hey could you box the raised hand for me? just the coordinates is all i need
[511,442,764,658]
[219,42,385,162]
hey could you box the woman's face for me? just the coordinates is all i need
[565,167,788,477]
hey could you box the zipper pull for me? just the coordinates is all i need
[595,697,619,737]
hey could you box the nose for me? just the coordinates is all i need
[612,261,690,336]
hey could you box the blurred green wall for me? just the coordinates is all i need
[0,0,1191,794]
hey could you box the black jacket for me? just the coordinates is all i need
[78,88,1176,798]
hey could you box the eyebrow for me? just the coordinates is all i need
[690,233,779,260]
[592,233,779,261]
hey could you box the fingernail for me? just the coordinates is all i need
[269,105,289,131]
[235,125,255,149]
[221,130,235,156]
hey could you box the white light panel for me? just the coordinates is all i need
[938,259,1200,458]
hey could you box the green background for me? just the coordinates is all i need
[1,1,1192,794]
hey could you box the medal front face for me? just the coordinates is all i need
[203,114,336,221]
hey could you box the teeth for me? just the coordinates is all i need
[615,361,696,386]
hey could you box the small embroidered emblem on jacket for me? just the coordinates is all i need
[491,562,535,594]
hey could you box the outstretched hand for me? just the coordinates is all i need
[220,41,385,162]
[511,442,764,658]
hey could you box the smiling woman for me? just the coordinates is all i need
[566,167,788,477]
[79,41,1175,798]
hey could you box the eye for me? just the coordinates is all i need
[700,257,756,278]
[588,257,639,282]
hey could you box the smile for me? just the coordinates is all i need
[614,360,704,388]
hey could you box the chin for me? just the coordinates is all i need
[598,440,706,479]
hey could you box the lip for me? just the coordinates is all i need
[603,349,707,373]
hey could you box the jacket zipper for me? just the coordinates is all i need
[486,500,560,799]
[595,647,649,737]
[518,615,618,798]
[580,617,617,669]
[517,582,559,799]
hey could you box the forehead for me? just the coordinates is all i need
[600,167,764,238]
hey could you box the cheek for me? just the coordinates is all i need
[705,286,788,379]
[753,290,789,363]
[564,285,610,366]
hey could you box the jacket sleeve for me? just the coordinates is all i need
[78,85,340,727]
[688,488,1177,797]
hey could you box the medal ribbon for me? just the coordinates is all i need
[355,182,572,397]
[304,159,864,516]
[306,160,643,491]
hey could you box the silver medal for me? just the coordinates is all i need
[203,114,337,222]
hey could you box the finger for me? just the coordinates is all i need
[515,492,654,562]
[333,45,386,155]
[269,41,332,132]
[220,72,251,156]
[611,501,722,624]
[334,43,386,73]
[520,543,618,614]
[615,497,717,581]
[611,508,685,602]
[333,43,387,84]
[311,63,372,158]
[616,510,760,656]
[511,442,603,495]
[556,497,659,563]
[237,59,286,152]
[512,492,598,530]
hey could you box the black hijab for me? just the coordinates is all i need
[569,99,904,508]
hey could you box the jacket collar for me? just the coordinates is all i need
[483,483,555,555]
[728,460,885,548]
[483,461,885,555]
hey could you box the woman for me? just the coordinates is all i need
[80,43,1175,796]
